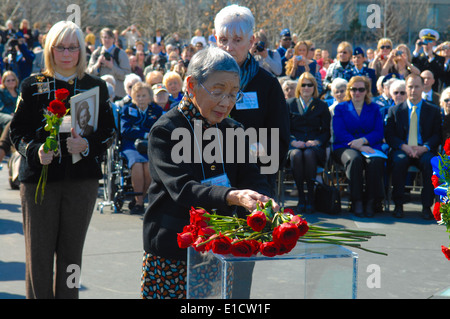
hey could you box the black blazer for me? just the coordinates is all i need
[384,100,442,154]
[10,73,115,183]
[143,107,272,261]
[287,97,331,147]
[229,67,290,171]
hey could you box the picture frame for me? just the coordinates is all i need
[70,86,99,163]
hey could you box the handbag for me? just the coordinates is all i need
[313,179,341,215]
[134,139,148,155]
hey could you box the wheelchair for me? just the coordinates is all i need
[97,102,145,214]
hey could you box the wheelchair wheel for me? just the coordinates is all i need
[103,146,118,203]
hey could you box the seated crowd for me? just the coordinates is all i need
[0,20,449,220]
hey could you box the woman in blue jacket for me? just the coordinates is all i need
[332,76,385,217]
[121,82,162,214]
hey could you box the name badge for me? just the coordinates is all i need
[59,115,72,133]
[235,92,259,110]
[201,173,231,188]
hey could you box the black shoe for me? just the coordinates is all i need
[130,204,144,215]
[365,200,375,217]
[393,205,404,218]
[421,207,433,220]
[353,200,364,217]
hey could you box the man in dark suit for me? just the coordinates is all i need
[385,73,442,219]
[412,29,445,93]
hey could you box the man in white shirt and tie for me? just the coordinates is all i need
[421,70,440,106]
[385,74,442,219]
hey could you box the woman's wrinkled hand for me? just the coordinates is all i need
[226,189,279,212]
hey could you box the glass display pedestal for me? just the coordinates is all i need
[187,243,358,299]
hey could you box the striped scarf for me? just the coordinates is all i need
[177,93,213,129]
[240,53,260,91]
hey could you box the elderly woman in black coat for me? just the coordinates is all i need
[141,46,278,299]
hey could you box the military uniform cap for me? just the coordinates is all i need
[419,28,439,41]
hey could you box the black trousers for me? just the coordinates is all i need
[389,149,435,208]
[332,148,385,202]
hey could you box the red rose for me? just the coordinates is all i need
[193,237,208,252]
[260,241,280,257]
[190,207,210,227]
[433,202,442,221]
[47,100,67,118]
[183,224,198,237]
[198,226,215,238]
[444,139,450,156]
[231,240,256,257]
[283,208,295,215]
[290,215,309,237]
[210,234,232,255]
[442,246,450,260]
[247,211,267,232]
[177,231,196,249]
[431,175,440,189]
[278,241,297,255]
[273,222,301,246]
[55,88,70,101]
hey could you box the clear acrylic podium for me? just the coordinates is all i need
[187,243,358,299]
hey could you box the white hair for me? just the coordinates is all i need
[123,73,142,94]
[389,79,406,96]
[214,4,254,40]
[331,78,348,92]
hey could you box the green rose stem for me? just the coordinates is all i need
[35,108,69,204]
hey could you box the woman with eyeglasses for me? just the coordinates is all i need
[369,38,393,78]
[332,76,385,217]
[389,79,407,106]
[287,72,330,213]
[0,71,19,133]
[141,46,278,299]
[9,21,115,298]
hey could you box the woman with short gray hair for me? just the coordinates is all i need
[141,46,278,299]
[214,4,290,197]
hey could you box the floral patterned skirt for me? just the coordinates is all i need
[140,252,186,299]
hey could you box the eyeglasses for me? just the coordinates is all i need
[301,83,314,88]
[444,99,450,103]
[338,51,348,54]
[52,45,80,53]
[349,87,366,93]
[380,45,391,50]
[281,37,292,41]
[200,82,244,103]
[393,91,406,95]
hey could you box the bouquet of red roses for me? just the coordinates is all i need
[35,88,70,204]
[431,138,450,260]
[178,200,386,257]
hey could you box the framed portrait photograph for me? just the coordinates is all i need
[70,86,99,163]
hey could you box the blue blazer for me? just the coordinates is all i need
[332,100,384,151]
[120,102,163,151]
